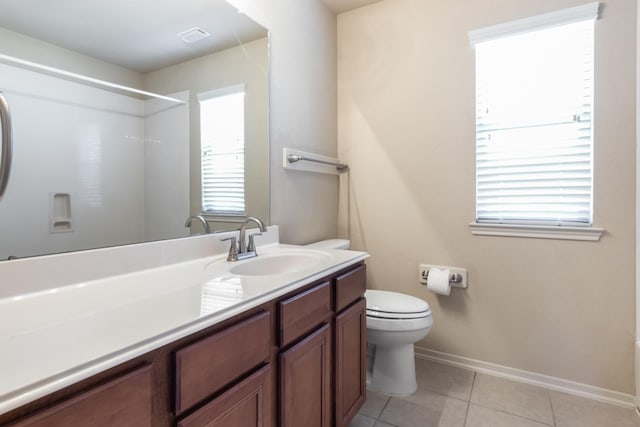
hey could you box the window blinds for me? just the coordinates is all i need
[199,88,246,216]
[472,5,597,226]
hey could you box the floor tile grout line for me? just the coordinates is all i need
[547,389,558,427]
[462,371,477,426]
[412,386,476,405]
[376,395,392,421]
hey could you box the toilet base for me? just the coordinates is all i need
[368,343,417,396]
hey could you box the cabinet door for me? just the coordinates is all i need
[10,366,152,427]
[280,323,331,427]
[177,365,272,427]
[335,298,366,427]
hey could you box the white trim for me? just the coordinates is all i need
[468,2,600,45]
[197,84,246,102]
[469,222,604,241]
[415,347,636,409]
[0,53,185,104]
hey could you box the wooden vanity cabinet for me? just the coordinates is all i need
[1,262,367,427]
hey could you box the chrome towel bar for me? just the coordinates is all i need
[287,154,349,172]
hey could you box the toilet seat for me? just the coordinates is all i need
[366,314,433,332]
[365,290,432,320]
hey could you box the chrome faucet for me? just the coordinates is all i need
[222,216,267,261]
[185,215,211,234]
[239,216,267,253]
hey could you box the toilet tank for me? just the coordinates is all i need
[305,239,350,250]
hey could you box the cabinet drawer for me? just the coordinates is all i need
[175,311,271,415]
[178,364,272,427]
[335,264,366,312]
[11,365,152,427]
[279,281,331,348]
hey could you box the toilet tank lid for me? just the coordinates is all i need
[365,290,430,314]
[305,239,350,250]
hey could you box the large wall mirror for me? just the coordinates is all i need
[0,0,269,261]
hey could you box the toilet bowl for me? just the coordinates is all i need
[366,289,433,396]
[305,240,433,395]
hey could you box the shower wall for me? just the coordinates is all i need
[143,93,190,242]
[0,62,188,259]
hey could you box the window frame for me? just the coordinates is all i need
[467,2,604,241]
[197,84,247,219]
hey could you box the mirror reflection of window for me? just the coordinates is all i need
[198,85,246,217]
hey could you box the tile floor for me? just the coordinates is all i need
[349,358,640,427]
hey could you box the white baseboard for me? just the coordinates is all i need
[415,346,636,409]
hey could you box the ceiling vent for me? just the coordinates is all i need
[177,27,211,44]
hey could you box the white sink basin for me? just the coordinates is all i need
[229,251,328,276]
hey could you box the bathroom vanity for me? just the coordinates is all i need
[0,237,367,427]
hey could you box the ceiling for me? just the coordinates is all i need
[322,0,384,14]
[0,0,267,73]
[0,0,384,73]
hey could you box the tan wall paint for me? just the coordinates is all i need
[338,0,637,393]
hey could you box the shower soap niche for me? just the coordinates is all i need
[49,192,73,233]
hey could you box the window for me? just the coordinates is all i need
[469,3,603,240]
[198,85,245,216]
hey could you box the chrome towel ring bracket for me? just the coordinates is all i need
[0,91,12,200]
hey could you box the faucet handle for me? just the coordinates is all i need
[220,236,238,261]
[247,233,262,253]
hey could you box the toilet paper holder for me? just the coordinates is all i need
[419,264,468,288]
[422,269,462,284]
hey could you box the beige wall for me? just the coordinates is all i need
[338,0,637,394]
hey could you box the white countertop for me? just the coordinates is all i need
[0,243,368,414]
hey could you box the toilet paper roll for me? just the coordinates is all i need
[427,268,451,296]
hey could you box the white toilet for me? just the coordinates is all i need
[365,289,432,395]
[306,239,433,396]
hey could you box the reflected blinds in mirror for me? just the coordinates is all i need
[198,85,246,216]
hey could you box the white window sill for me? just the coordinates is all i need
[468,222,605,241]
